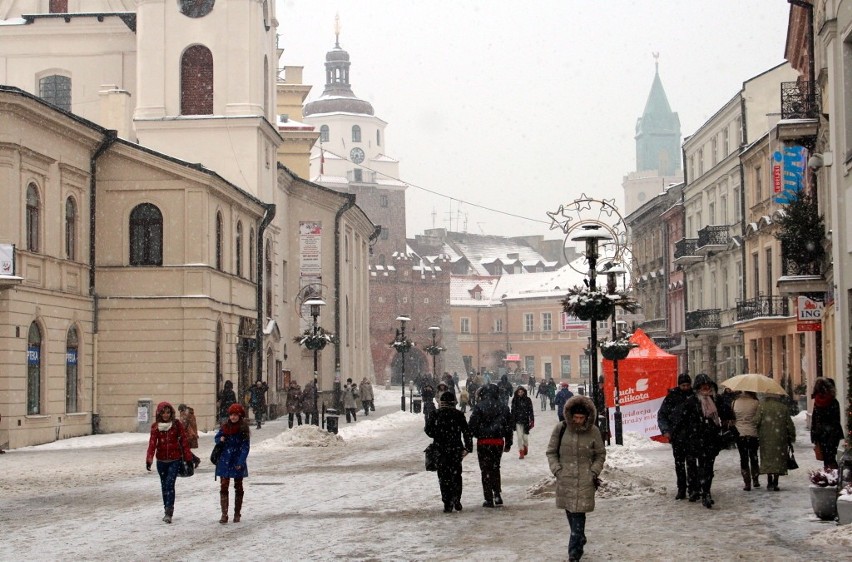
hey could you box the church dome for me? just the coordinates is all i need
[304,38,374,116]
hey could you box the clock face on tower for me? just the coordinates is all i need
[350,147,365,164]
[180,0,215,18]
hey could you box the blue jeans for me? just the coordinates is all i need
[156,460,180,510]
[565,511,587,560]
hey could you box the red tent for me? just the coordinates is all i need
[601,329,678,441]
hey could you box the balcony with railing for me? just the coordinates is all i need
[777,248,827,295]
[696,225,729,255]
[685,309,721,332]
[777,81,820,142]
[736,295,790,322]
[673,238,702,266]
[639,318,667,336]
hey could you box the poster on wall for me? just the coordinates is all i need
[0,243,14,275]
[299,221,322,277]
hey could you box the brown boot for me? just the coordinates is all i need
[233,490,244,522]
[741,469,751,491]
[219,491,229,524]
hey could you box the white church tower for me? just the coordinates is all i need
[133,0,281,199]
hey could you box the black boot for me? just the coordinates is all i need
[493,493,503,506]
[675,488,686,500]
[753,474,761,488]
[741,469,751,491]
[702,493,713,509]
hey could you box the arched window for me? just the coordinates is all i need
[320,125,329,142]
[235,221,243,277]
[129,203,163,266]
[26,183,40,252]
[248,228,255,281]
[65,197,76,260]
[66,326,79,413]
[352,125,361,143]
[180,45,213,115]
[215,211,224,271]
[377,129,381,146]
[39,74,71,112]
[27,322,42,415]
[265,239,272,317]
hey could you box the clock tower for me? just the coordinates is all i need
[133,0,281,199]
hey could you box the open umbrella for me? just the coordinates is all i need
[720,373,787,395]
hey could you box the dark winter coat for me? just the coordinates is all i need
[810,396,843,447]
[301,382,318,414]
[554,387,574,421]
[218,383,237,419]
[682,375,733,459]
[755,396,795,475]
[286,382,303,414]
[214,423,250,479]
[424,404,473,463]
[468,385,513,448]
[247,382,268,410]
[536,381,549,398]
[146,402,194,465]
[546,395,606,513]
[657,387,693,444]
[497,375,513,403]
[510,390,535,433]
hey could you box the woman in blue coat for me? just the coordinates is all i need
[215,403,251,524]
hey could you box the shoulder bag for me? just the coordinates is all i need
[787,445,799,470]
[176,428,195,478]
[424,443,439,472]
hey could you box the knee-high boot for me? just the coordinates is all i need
[741,469,751,491]
[233,490,243,522]
[219,491,229,524]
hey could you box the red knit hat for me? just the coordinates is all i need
[228,403,246,418]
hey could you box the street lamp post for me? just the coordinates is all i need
[428,326,441,379]
[305,297,325,427]
[396,316,411,411]
[570,225,613,432]
[606,264,627,445]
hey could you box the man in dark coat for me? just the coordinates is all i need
[425,392,473,513]
[468,384,513,508]
[497,374,513,405]
[246,379,268,429]
[554,383,574,422]
[657,373,697,500]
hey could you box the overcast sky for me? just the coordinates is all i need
[276,0,792,241]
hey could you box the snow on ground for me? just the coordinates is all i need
[1,388,850,561]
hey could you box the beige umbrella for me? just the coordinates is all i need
[720,373,787,395]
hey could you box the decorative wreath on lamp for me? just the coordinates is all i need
[599,338,638,361]
[391,337,413,353]
[561,286,640,322]
[423,344,445,356]
[293,327,337,351]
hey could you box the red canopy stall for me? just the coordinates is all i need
[601,329,678,441]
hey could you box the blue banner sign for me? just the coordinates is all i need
[773,145,807,204]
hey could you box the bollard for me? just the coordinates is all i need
[325,408,340,434]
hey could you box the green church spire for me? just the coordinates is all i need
[635,54,681,175]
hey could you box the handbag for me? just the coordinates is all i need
[424,443,439,472]
[787,445,799,470]
[814,442,824,461]
[176,431,195,478]
[210,442,224,465]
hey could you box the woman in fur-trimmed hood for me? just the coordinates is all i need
[546,395,605,562]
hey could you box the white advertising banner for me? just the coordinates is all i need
[0,244,13,275]
[299,221,322,277]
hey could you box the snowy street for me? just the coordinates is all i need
[1,387,849,561]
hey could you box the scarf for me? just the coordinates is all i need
[814,393,833,408]
[221,420,242,436]
[698,394,721,426]
[157,422,173,432]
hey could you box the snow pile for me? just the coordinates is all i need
[597,465,665,498]
[16,432,148,450]
[337,410,420,440]
[620,431,668,450]
[605,441,652,468]
[253,424,344,450]
[808,524,852,547]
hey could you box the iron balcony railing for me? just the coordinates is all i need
[640,318,667,334]
[685,309,721,331]
[653,335,681,350]
[736,295,790,322]
[780,81,821,120]
[697,225,729,249]
[781,254,821,277]
[674,238,698,260]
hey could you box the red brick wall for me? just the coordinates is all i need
[181,45,214,116]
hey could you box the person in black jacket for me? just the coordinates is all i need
[682,373,734,508]
[810,377,844,469]
[424,392,473,513]
[468,384,513,508]
[511,387,535,459]
[217,380,237,424]
[657,373,697,501]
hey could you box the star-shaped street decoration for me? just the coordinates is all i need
[600,198,618,217]
[546,204,574,233]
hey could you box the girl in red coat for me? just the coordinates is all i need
[145,402,194,523]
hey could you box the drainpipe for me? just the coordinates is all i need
[334,194,356,370]
[681,146,689,376]
[89,130,117,435]
[255,203,276,383]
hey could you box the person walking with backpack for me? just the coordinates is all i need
[511,387,535,459]
[215,403,251,524]
[546,395,606,562]
[145,402,195,524]
[424,392,473,513]
[468,384,513,508]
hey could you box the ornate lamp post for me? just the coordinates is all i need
[570,225,613,430]
[606,264,628,445]
[304,297,326,426]
[426,326,442,379]
[395,316,411,411]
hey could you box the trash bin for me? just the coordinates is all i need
[325,408,340,434]
[412,394,422,414]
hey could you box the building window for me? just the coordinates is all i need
[27,322,42,415]
[524,356,535,375]
[66,326,79,413]
[65,197,76,260]
[542,312,552,332]
[494,318,503,333]
[50,0,68,12]
[524,313,534,332]
[26,183,40,252]
[460,318,470,333]
[561,355,571,377]
[752,252,759,298]
[376,129,381,146]
[755,165,763,202]
[380,194,388,207]
[353,169,363,182]
[698,148,704,176]
[249,228,255,281]
[180,45,214,115]
[711,137,718,166]
[765,248,773,297]
[216,322,223,392]
[129,203,163,266]
[580,355,589,375]
[265,239,272,318]
[320,125,329,142]
[39,74,71,112]
[281,260,288,302]
[722,127,729,156]
[380,227,389,240]
[215,211,223,271]
[352,125,361,142]
[235,221,243,277]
